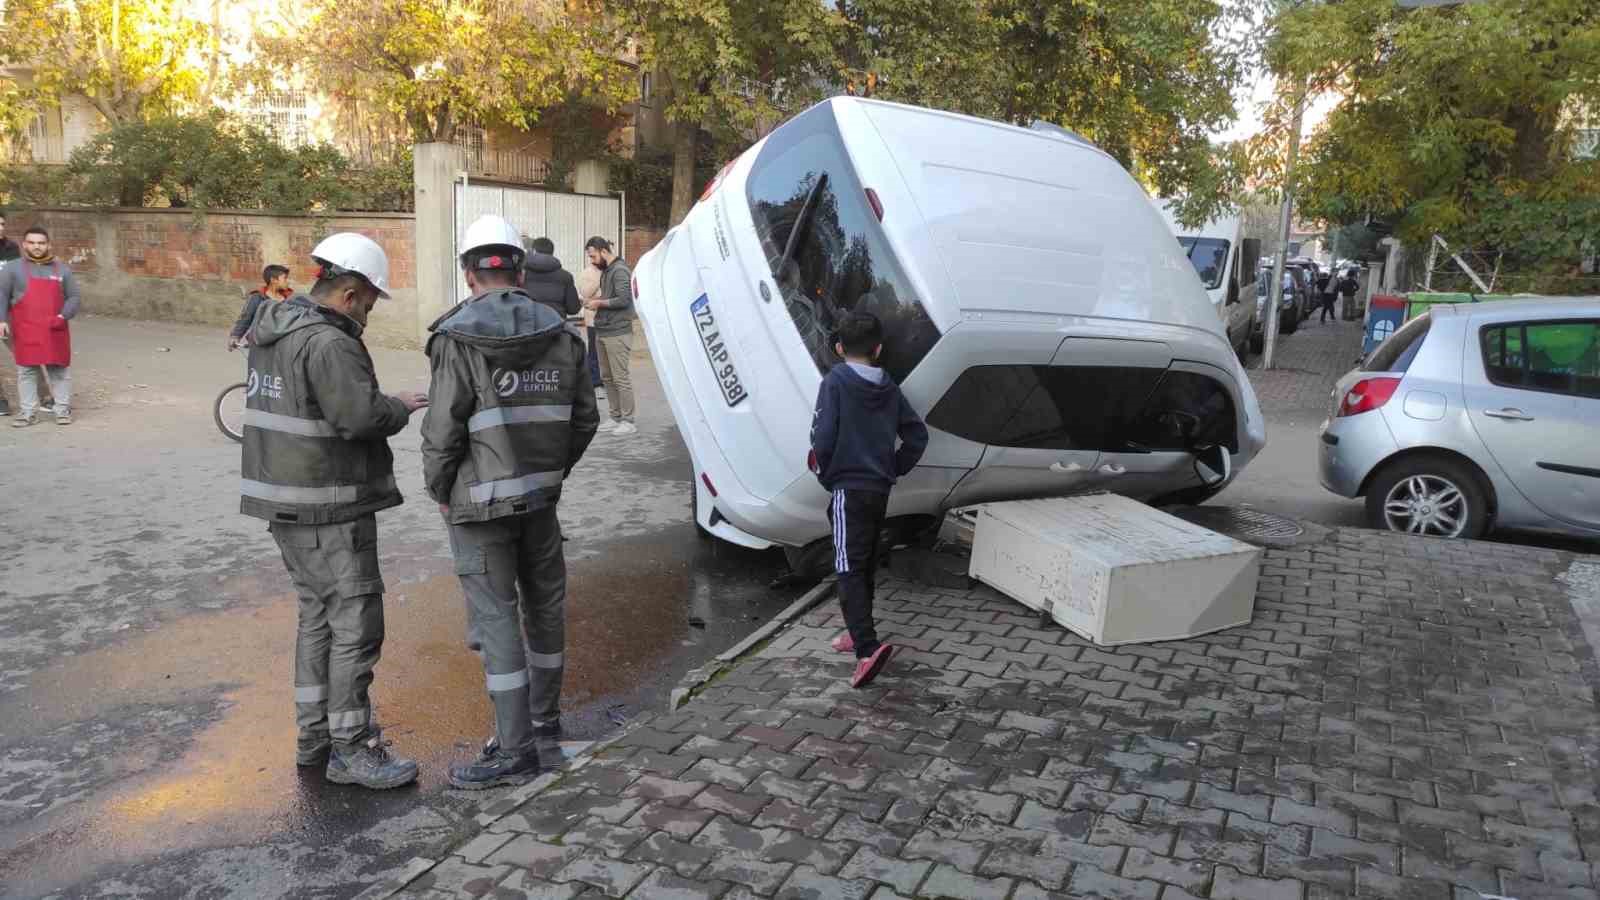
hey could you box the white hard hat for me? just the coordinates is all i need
[459,215,524,269]
[311,232,391,298]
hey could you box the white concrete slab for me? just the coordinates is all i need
[968,495,1262,645]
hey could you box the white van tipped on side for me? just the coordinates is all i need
[635,97,1266,562]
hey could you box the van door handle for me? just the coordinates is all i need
[1099,463,1128,476]
[1049,461,1087,474]
[1483,408,1535,421]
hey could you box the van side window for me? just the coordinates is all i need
[745,107,941,383]
[1482,320,1600,399]
[928,366,1238,452]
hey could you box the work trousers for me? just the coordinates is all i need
[596,332,635,423]
[829,488,888,659]
[270,514,386,752]
[18,364,69,418]
[447,507,566,755]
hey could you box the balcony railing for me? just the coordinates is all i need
[465,147,552,185]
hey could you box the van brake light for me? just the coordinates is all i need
[864,188,884,221]
[1337,377,1401,417]
[701,159,736,201]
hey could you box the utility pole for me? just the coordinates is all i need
[1263,76,1308,370]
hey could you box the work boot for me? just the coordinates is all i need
[448,736,541,790]
[297,733,332,767]
[326,736,418,789]
[55,410,72,425]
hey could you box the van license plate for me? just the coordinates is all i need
[690,294,747,407]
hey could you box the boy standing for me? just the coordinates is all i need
[809,311,928,688]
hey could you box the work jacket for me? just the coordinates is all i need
[522,253,581,318]
[239,295,409,525]
[421,287,599,524]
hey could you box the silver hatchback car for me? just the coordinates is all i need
[1319,297,1600,540]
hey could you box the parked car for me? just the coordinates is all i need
[1253,263,1300,347]
[634,97,1267,567]
[1157,204,1262,359]
[1319,298,1600,540]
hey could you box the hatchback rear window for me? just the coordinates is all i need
[928,366,1238,453]
[745,105,940,383]
[1362,313,1431,373]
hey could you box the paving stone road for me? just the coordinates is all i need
[364,519,1600,900]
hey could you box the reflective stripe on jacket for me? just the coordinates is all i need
[239,295,409,525]
[421,287,599,523]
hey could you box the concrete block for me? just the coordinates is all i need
[968,495,1261,646]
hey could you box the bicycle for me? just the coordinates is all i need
[215,342,248,442]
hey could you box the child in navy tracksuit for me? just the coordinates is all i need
[809,312,929,688]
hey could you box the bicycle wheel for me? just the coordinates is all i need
[214,382,248,443]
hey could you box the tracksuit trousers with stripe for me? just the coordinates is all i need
[446,507,566,755]
[271,514,386,754]
[829,488,888,660]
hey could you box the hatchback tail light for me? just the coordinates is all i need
[1337,377,1401,417]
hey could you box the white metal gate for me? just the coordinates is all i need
[452,180,623,303]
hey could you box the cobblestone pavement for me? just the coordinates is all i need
[1245,305,1365,426]
[367,522,1600,900]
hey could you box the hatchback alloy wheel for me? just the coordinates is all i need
[1381,473,1469,537]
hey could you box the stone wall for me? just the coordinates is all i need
[11,208,421,348]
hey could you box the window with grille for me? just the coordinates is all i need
[243,89,311,147]
[455,122,487,169]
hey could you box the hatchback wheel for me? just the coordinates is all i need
[1365,456,1489,539]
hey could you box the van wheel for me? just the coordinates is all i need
[782,539,834,581]
[1364,455,1489,539]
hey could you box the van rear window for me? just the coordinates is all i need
[928,365,1238,453]
[746,105,940,383]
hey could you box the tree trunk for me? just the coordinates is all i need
[669,118,698,226]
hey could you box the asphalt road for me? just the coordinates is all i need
[0,316,800,899]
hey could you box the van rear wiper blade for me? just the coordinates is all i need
[775,172,829,286]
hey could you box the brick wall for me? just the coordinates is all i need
[12,208,420,348]
[625,225,667,266]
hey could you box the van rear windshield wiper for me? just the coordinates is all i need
[775,172,829,286]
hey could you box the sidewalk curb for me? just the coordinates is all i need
[350,577,836,899]
[671,577,837,710]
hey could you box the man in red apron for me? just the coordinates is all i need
[0,225,80,427]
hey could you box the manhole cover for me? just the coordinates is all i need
[1174,506,1305,541]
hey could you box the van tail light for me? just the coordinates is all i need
[864,188,883,221]
[1337,377,1401,417]
[700,472,718,498]
[701,159,736,201]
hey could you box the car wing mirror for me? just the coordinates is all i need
[1193,444,1231,488]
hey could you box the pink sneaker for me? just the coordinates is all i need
[830,633,854,653]
[851,644,894,689]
